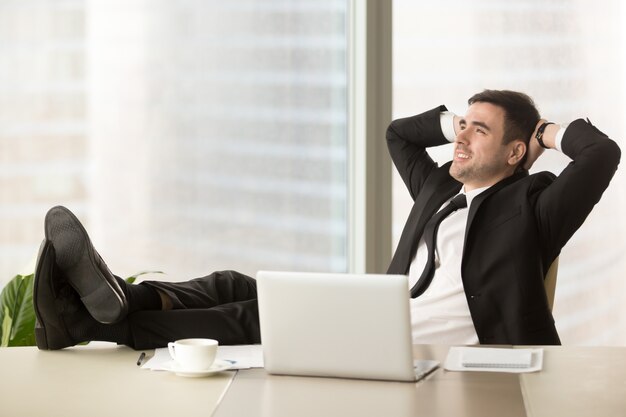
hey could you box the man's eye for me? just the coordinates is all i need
[477,128,485,134]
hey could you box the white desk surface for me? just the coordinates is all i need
[520,345,626,417]
[0,343,234,417]
[214,344,527,417]
[1,343,625,417]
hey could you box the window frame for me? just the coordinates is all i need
[347,0,393,273]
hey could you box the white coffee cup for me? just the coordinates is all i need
[168,338,218,371]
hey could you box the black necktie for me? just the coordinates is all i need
[410,193,467,298]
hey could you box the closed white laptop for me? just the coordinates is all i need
[256,271,438,382]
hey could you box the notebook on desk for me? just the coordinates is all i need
[256,271,438,382]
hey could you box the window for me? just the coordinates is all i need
[0,0,350,283]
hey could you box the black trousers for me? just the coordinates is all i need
[125,270,260,350]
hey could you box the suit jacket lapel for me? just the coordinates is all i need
[388,168,461,274]
[464,170,528,243]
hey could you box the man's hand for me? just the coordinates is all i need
[453,115,462,136]
[523,119,548,170]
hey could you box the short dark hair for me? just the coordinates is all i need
[468,89,540,145]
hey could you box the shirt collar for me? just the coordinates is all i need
[461,185,490,208]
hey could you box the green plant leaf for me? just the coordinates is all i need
[1,303,10,346]
[0,274,36,347]
[125,270,164,284]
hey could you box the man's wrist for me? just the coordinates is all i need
[533,121,562,150]
[535,122,554,149]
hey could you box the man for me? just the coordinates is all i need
[387,89,620,345]
[34,89,620,350]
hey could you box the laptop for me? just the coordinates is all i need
[256,271,439,382]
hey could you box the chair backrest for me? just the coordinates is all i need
[544,257,559,312]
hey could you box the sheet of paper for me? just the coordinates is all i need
[140,347,174,371]
[462,348,531,368]
[216,344,264,369]
[444,347,543,373]
[140,344,264,371]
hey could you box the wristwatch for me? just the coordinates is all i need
[535,122,555,149]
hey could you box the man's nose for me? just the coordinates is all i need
[455,129,468,144]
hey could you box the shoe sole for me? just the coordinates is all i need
[33,240,51,349]
[44,206,127,324]
[33,240,73,350]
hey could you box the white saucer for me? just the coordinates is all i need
[167,360,233,377]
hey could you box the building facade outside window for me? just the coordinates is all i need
[0,0,349,285]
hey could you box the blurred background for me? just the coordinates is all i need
[1,0,624,345]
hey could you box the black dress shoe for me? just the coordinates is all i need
[44,206,128,324]
[33,239,77,350]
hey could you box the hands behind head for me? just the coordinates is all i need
[523,119,548,171]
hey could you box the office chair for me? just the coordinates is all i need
[544,257,559,312]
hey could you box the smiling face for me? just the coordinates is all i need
[449,102,525,191]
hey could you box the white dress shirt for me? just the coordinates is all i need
[408,186,485,345]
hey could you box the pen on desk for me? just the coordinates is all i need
[136,352,146,366]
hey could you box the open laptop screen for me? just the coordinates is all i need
[256,271,417,381]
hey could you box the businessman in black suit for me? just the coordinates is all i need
[33,90,620,350]
[387,89,620,345]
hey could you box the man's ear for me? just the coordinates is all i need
[507,140,527,166]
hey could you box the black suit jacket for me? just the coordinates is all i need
[387,106,621,345]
